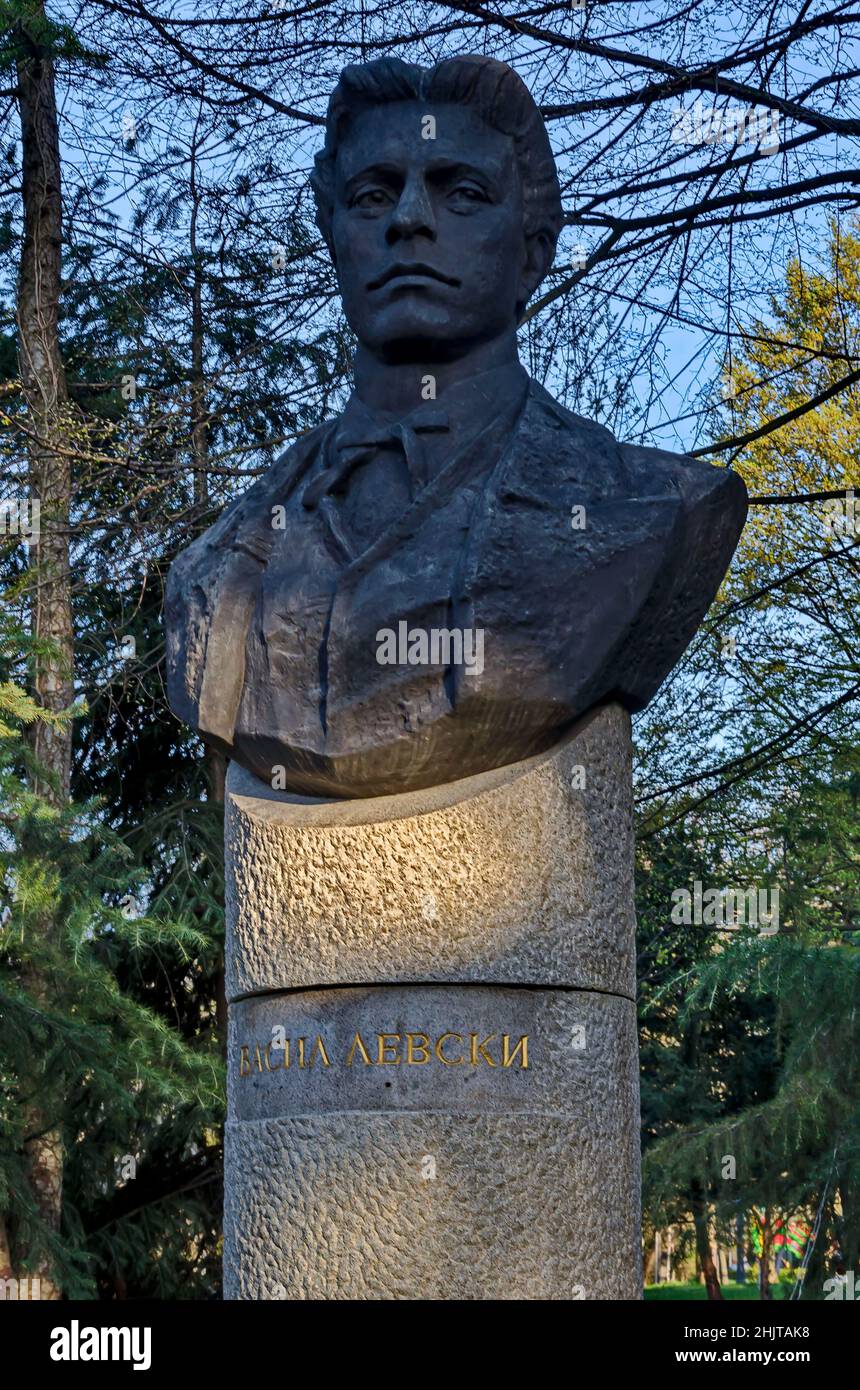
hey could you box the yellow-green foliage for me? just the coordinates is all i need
[728,221,860,587]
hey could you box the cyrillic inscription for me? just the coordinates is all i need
[236,1030,529,1075]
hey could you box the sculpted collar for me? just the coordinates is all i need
[302,359,530,510]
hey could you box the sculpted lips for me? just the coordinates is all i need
[367,262,461,291]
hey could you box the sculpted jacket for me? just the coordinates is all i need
[165,368,747,797]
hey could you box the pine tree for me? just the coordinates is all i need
[637,221,860,1301]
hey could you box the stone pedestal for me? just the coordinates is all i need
[223,703,642,1300]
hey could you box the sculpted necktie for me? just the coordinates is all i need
[302,405,450,510]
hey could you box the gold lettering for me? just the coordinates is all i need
[377,1033,401,1065]
[265,1038,288,1070]
[406,1032,430,1064]
[435,1032,463,1065]
[238,1028,524,1072]
[502,1034,529,1069]
[309,1035,331,1067]
[470,1034,497,1066]
[346,1031,373,1066]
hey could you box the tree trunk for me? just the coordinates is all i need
[692,1185,723,1300]
[206,744,226,804]
[0,1217,13,1285]
[838,1180,859,1287]
[190,258,208,512]
[189,119,209,514]
[14,1,75,1300]
[17,7,73,800]
[759,1207,774,1299]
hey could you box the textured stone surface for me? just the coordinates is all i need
[225,703,636,1000]
[229,985,632,1119]
[224,1103,641,1301]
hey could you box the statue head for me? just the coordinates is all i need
[311,56,563,363]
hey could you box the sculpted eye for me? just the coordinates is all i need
[352,187,392,209]
[449,183,490,206]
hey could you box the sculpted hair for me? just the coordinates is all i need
[312,56,563,268]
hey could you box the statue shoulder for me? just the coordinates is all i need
[618,437,749,519]
[523,380,748,522]
[608,442,748,709]
[500,390,748,711]
[164,419,334,739]
[524,379,623,462]
[182,420,334,560]
[512,380,635,499]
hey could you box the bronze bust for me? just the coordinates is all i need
[165,56,747,798]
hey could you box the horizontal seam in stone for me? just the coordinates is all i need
[225,1108,633,1124]
[228,980,636,1005]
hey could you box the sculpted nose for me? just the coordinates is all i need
[386,176,436,244]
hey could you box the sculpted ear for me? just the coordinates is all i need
[518,231,556,311]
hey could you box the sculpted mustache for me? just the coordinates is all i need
[367,263,461,290]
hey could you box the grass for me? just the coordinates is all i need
[645,1280,783,1300]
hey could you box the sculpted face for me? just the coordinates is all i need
[330,99,532,360]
